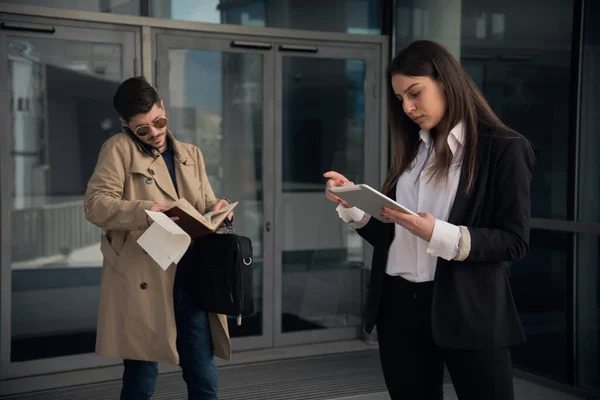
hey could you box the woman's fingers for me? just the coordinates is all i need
[380,208,435,241]
[323,170,344,179]
[324,171,355,207]
[323,171,349,184]
[381,208,414,223]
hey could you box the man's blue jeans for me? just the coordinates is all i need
[119,283,217,400]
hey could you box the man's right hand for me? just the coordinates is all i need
[147,203,178,225]
[323,171,354,208]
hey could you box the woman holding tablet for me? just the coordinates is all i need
[324,40,534,400]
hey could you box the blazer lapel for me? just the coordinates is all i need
[448,136,485,225]
[447,154,469,225]
[383,182,398,242]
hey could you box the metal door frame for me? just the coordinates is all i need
[152,29,385,350]
[153,29,277,352]
[272,40,382,347]
[0,13,139,380]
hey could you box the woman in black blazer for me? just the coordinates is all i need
[324,40,534,400]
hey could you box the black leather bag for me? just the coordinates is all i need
[190,220,254,326]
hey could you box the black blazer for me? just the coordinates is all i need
[359,128,535,350]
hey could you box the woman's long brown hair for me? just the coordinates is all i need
[382,40,518,195]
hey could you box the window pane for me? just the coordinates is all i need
[8,0,381,35]
[396,0,574,219]
[167,49,265,338]
[576,235,600,393]
[509,230,570,383]
[148,0,381,35]
[281,56,365,332]
[3,0,141,15]
[578,0,600,222]
[576,0,600,390]
[9,36,123,361]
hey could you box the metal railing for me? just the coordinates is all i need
[11,201,100,263]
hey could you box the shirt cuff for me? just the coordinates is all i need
[427,219,461,261]
[336,204,366,222]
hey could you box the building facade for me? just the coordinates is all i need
[0,0,598,397]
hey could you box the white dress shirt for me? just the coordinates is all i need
[337,122,465,282]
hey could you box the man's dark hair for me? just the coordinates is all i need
[113,76,160,121]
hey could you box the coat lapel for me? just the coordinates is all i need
[173,147,201,208]
[150,156,179,201]
[130,151,179,202]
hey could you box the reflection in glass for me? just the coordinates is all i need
[578,0,600,223]
[3,0,142,15]
[281,57,365,333]
[150,0,225,24]
[576,234,600,393]
[577,2,600,392]
[509,230,570,383]
[8,0,381,34]
[167,49,264,337]
[9,37,123,361]
[149,0,381,34]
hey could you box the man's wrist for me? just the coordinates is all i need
[219,197,231,205]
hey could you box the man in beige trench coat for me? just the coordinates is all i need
[84,76,231,400]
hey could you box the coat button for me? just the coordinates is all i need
[149,169,155,175]
[146,177,153,184]
[140,282,148,290]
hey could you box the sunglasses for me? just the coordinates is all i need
[131,116,168,136]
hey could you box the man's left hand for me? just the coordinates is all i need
[213,198,234,225]
[380,207,435,242]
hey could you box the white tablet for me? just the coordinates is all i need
[328,184,418,223]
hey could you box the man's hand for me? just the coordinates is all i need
[380,207,436,242]
[213,198,234,226]
[147,203,178,225]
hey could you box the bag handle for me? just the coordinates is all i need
[224,218,235,233]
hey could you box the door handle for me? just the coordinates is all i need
[231,40,273,50]
[265,222,271,232]
[0,22,56,34]
[278,44,318,53]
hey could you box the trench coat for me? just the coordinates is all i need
[84,132,231,364]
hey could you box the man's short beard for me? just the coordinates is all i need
[148,132,167,149]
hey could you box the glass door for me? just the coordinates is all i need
[274,43,380,346]
[0,14,137,377]
[154,31,275,350]
[155,31,382,350]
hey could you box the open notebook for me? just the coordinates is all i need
[137,199,238,270]
[164,198,238,238]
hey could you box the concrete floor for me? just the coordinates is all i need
[333,378,588,400]
[0,340,591,400]
[333,377,588,400]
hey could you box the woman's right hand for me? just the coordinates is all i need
[323,171,354,208]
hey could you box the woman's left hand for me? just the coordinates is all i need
[380,207,436,242]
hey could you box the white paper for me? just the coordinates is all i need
[137,210,191,270]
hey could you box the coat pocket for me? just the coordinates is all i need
[100,234,119,266]
[100,234,129,280]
